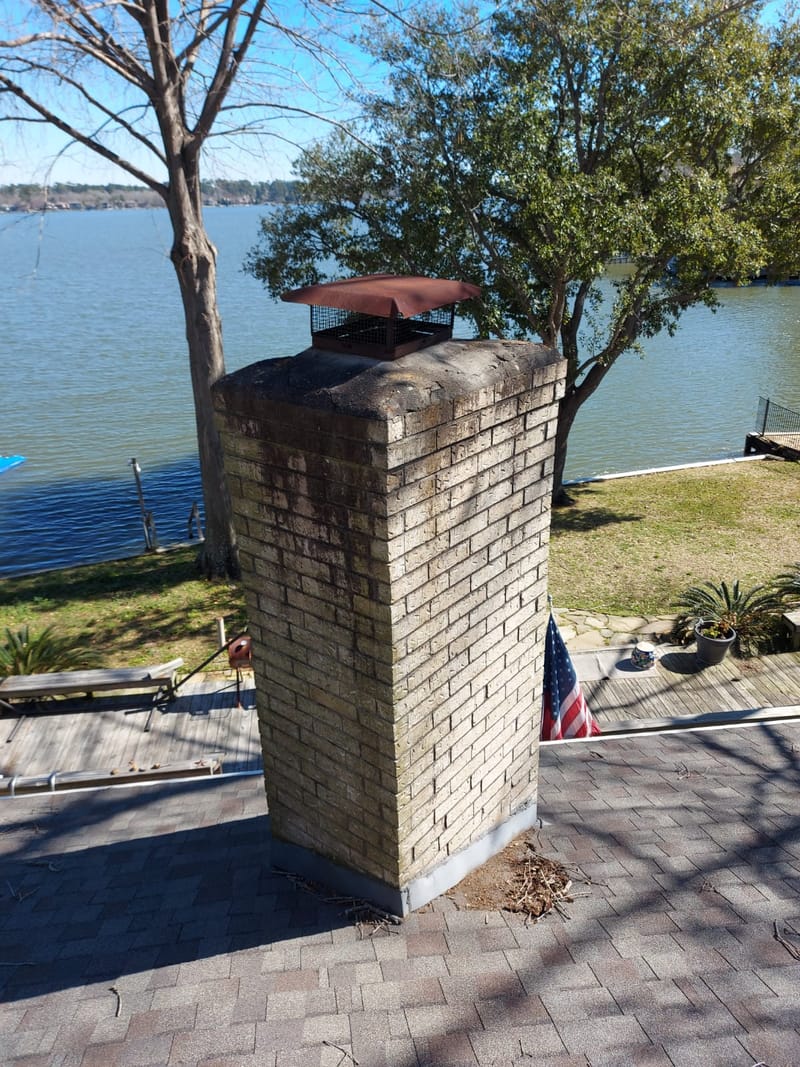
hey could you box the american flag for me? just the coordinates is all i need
[541,612,601,740]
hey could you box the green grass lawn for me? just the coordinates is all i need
[0,547,247,673]
[548,459,799,614]
[1,458,797,670]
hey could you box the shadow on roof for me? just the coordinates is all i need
[0,776,351,1005]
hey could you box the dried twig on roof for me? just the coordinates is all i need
[774,919,800,961]
[507,846,575,923]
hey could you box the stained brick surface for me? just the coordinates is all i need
[214,340,564,896]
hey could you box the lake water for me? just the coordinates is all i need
[2,205,799,578]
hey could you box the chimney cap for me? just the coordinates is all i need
[281,274,481,319]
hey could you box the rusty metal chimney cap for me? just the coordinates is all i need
[281,274,481,318]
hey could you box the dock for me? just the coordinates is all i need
[745,395,800,460]
[744,430,800,460]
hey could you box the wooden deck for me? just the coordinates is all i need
[582,648,800,733]
[3,650,800,791]
[744,431,800,461]
[1,670,261,787]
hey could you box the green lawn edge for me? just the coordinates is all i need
[548,459,799,615]
[1,459,797,669]
[0,546,247,673]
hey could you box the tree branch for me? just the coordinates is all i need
[36,0,153,89]
[0,73,166,194]
[6,57,166,167]
[195,0,260,139]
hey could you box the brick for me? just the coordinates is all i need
[404,402,453,435]
[216,341,559,900]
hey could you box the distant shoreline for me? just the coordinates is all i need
[0,179,298,213]
[0,201,275,213]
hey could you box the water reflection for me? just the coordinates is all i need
[566,274,800,478]
[0,457,204,578]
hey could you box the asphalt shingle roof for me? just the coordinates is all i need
[1,721,799,1066]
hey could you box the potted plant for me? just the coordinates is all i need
[673,580,782,665]
[693,617,736,666]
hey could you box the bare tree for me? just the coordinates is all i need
[0,0,382,576]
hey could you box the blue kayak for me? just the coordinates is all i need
[0,455,25,475]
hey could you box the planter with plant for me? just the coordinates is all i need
[693,619,737,666]
[673,580,783,664]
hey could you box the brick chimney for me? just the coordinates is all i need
[213,336,565,914]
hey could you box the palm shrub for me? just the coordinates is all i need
[673,580,783,657]
[774,563,800,608]
[0,625,101,679]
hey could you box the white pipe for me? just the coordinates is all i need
[565,453,767,486]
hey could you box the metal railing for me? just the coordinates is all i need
[755,396,800,436]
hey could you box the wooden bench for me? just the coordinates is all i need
[0,659,184,715]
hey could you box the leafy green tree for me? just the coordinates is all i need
[247,0,800,502]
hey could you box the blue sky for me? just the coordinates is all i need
[0,0,791,189]
[0,102,347,187]
[0,0,385,187]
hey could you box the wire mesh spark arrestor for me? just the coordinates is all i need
[281,274,481,360]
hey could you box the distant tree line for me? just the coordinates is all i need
[200,179,300,204]
[0,179,300,211]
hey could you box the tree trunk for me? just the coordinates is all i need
[550,360,612,507]
[551,390,580,506]
[166,199,239,578]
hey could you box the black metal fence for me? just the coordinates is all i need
[755,396,800,436]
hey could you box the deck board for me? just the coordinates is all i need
[4,651,800,786]
[583,649,800,730]
[1,671,260,783]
